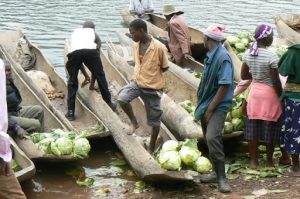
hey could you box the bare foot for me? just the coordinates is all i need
[127,124,139,135]
[81,78,90,88]
[249,160,258,169]
[279,156,291,165]
[291,165,300,177]
[89,85,95,91]
[266,161,275,168]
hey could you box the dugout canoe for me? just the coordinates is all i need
[0,30,110,140]
[0,46,80,161]
[107,44,243,140]
[275,14,300,44]
[9,136,36,182]
[106,45,202,140]
[64,39,199,182]
[120,10,207,63]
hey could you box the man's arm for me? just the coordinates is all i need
[95,33,101,50]
[160,46,169,72]
[203,61,232,123]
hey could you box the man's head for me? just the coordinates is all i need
[203,24,225,50]
[129,19,147,42]
[82,21,95,29]
[4,60,12,80]
[163,5,184,21]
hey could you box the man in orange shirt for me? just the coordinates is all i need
[117,19,169,153]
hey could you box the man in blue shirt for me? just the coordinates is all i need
[194,24,234,193]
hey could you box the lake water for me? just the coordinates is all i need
[1,0,299,74]
[1,1,300,198]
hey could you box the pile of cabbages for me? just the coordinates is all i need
[27,129,91,158]
[226,31,253,60]
[224,94,245,134]
[157,139,212,173]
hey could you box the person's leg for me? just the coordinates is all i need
[279,147,291,165]
[66,51,82,119]
[89,74,96,90]
[80,65,90,88]
[248,140,259,169]
[291,154,300,176]
[0,164,27,199]
[18,105,44,131]
[11,116,40,133]
[83,50,112,107]
[140,89,163,154]
[205,111,231,193]
[245,119,260,169]
[266,144,275,167]
[117,82,141,132]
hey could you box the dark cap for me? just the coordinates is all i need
[82,21,95,29]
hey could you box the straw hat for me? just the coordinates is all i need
[163,4,184,16]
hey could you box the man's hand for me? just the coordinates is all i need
[16,126,26,139]
[183,54,195,61]
[0,158,10,176]
[203,107,214,124]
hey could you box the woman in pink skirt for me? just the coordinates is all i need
[241,24,282,169]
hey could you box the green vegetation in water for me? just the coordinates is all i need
[11,159,22,172]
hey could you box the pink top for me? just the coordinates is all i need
[0,59,12,162]
[168,15,191,63]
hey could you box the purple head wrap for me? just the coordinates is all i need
[249,24,273,56]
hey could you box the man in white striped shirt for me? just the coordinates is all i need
[129,0,154,20]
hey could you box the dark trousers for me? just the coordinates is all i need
[66,49,111,111]
[201,111,226,163]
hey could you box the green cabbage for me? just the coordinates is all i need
[73,138,91,158]
[240,38,249,47]
[193,156,212,173]
[225,112,232,122]
[51,142,61,156]
[161,140,180,152]
[276,45,288,57]
[237,31,251,39]
[234,43,246,53]
[52,129,69,138]
[226,36,240,45]
[179,146,201,166]
[232,118,245,131]
[55,137,73,155]
[224,122,233,134]
[231,107,243,119]
[158,151,181,171]
[179,100,194,113]
[38,137,55,154]
[194,72,202,79]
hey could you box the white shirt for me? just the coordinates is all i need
[70,28,97,53]
[129,0,153,14]
[0,59,12,162]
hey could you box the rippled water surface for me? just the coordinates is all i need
[1,1,300,198]
[1,0,300,72]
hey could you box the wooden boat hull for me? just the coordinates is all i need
[106,48,203,140]
[0,30,110,140]
[64,39,199,182]
[275,15,300,44]
[0,45,81,161]
[107,45,243,140]
[10,136,36,182]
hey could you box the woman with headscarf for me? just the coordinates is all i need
[241,24,282,169]
[279,44,300,176]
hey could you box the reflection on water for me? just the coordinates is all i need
[21,137,140,199]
